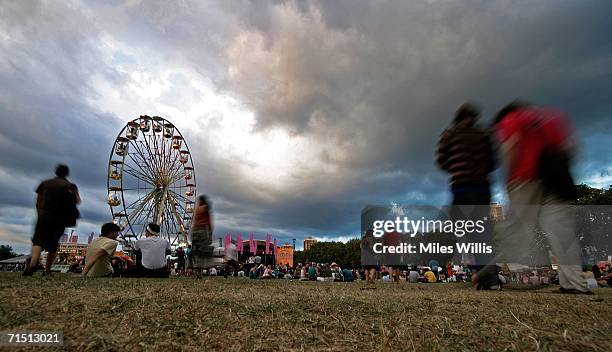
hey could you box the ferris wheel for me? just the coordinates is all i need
[107,115,196,246]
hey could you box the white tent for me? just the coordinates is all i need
[0,255,29,264]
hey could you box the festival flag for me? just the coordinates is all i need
[70,230,78,243]
[273,238,278,254]
[236,233,243,253]
[265,234,271,254]
[60,233,68,243]
[249,233,256,254]
[88,232,95,244]
[224,232,231,250]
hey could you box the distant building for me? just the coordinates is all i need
[490,203,504,221]
[303,236,317,251]
[275,244,294,267]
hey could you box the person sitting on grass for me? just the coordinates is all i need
[331,263,343,282]
[300,264,309,280]
[598,266,612,287]
[424,268,437,283]
[133,223,171,278]
[342,268,354,282]
[408,267,419,283]
[381,271,392,283]
[82,223,121,278]
[308,263,318,281]
[261,265,272,279]
[319,264,332,281]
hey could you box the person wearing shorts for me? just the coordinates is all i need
[24,165,80,277]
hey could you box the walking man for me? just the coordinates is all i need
[24,165,80,276]
[492,101,590,294]
[436,102,497,289]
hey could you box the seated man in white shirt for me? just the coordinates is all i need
[133,223,171,278]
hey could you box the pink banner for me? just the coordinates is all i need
[249,233,256,254]
[265,234,271,254]
[236,233,243,253]
[273,238,278,253]
[224,233,231,250]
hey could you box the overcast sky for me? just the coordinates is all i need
[1,0,611,253]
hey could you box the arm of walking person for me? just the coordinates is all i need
[74,188,81,205]
[36,194,43,210]
[500,134,519,170]
[435,131,451,172]
[81,249,107,277]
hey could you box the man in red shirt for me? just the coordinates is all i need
[382,229,402,283]
[494,102,590,294]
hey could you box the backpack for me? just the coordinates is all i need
[529,111,576,202]
[538,147,576,201]
[62,183,80,227]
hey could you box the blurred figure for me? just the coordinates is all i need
[437,102,496,205]
[493,101,590,294]
[175,247,185,275]
[24,164,80,277]
[382,227,401,284]
[436,102,497,289]
[361,229,377,285]
[190,195,214,278]
[224,240,239,278]
[185,244,193,276]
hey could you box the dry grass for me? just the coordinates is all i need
[1,272,611,351]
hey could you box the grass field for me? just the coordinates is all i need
[1,273,611,352]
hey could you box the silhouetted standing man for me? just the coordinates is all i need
[24,165,80,276]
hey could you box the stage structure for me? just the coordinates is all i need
[107,115,196,246]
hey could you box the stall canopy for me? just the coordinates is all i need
[0,255,29,264]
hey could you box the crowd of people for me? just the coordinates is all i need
[158,260,612,290]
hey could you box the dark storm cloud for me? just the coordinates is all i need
[222,0,612,170]
[212,0,612,241]
[0,1,128,245]
[1,0,611,249]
